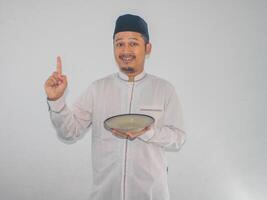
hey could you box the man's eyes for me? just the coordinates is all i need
[116,43,123,47]
[115,42,139,47]
[129,42,138,47]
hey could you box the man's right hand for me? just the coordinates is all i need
[44,56,68,101]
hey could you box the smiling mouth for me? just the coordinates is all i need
[119,54,136,64]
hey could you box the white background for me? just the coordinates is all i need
[0,0,266,199]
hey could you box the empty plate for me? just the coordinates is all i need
[104,114,155,133]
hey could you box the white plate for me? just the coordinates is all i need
[104,114,155,133]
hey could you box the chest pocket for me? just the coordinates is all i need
[139,105,164,125]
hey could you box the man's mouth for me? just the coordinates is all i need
[119,54,136,64]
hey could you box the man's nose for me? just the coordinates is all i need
[122,44,133,53]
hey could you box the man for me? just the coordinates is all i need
[44,14,186,200]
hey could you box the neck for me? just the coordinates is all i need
[118,69,146,82]
[126,70,143,82]
[128,77,134,82]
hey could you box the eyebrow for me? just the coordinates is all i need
[115,37,139,42]
[115,38,123,42]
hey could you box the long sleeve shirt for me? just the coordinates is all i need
[47,70,186,200]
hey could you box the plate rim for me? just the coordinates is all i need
[104,113,155,131]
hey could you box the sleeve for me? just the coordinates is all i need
[46,84,94,141]
[138,84,186,151]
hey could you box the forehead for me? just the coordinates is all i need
[114,31,143,41]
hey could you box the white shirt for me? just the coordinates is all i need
[47,70,186,200]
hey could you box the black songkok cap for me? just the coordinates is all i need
[113,14,149,41]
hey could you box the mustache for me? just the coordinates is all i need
[121,66,135,73]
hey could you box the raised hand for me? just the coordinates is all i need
[44,56,68,101]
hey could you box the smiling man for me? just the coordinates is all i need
[113,14,151,81]
[114,31,150,80]
[45,14,186,200]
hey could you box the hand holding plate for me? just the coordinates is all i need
[112,126,151,140]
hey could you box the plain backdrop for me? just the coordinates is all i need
[0,0,266,199]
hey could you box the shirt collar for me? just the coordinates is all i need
[117,70,147,82]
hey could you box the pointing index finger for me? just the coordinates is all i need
[56,56,62,75]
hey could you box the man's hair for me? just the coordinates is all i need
[140,34,149,45]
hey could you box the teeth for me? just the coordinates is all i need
[119,54,135,63]
[122,57,134,61]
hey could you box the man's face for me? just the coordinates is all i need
[113,31,151,77]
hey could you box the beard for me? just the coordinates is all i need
[121,66,135,74]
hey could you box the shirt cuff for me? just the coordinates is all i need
[47,93,66,113]
[138,126,155,142]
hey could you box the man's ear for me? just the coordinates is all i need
[145,43,152,55]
